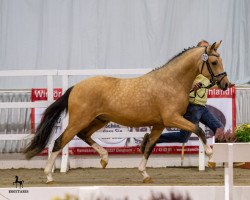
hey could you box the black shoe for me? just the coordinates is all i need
[140,133,149,154]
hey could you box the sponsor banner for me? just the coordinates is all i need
[39,146,198,155]
[31,86,236,155]
[207,86,236,132]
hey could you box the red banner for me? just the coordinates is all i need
[207,87,235,98]
[31,88,62,101]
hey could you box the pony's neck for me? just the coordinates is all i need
[155,48,203,92]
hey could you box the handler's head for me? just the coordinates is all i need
[197,40,209,47]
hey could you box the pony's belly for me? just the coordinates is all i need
[99,114,163,127]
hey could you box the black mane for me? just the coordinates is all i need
[151,46,198,72]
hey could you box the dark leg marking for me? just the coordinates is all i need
[52,135,63,152]
[144,141,157,159]
[195,125,207,144]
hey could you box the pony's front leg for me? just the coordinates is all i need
[195,126,213,157]
[138,126,164,183]
[165,116,212,157]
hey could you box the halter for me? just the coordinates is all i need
[201,46,227,85]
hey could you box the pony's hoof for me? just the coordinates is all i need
[143,177,153,183]
[100,159,108,169]
[46,180,54,184]
[208,161,216,170]
[45,173,54,183]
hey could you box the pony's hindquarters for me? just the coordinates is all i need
[24,87,73,159]
[44,81,105,183]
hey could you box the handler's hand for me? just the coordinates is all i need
[192,82,202,91]
[228,83,235,88]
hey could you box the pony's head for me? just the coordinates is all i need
[199,41,230,91]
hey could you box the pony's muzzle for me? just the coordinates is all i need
[219,82,228,91]
[218,76,230,91]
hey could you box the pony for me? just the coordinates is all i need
[24,41,230,183]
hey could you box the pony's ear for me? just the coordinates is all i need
[214,40,222,51]
[210,42,216,51]
[208,41,221,53]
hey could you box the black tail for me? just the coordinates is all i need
[24,86,74,159]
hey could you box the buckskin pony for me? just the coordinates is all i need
[24,41,230,183]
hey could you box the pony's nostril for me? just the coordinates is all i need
[222,83,229,91]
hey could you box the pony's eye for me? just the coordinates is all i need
[211,61,218,66]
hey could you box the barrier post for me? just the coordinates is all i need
[181,143,185,166]
[199,139,205,171]
[60,75,70,173]
[47,75,55,171]
[225,143,233,200]
[213,143,250,200]
[47,75,54,102]
[199,124,205,171]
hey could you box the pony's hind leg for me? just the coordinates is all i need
[138,125,164,183]
[44,118,93,183]
[77,118,110,168]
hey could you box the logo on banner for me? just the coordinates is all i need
[98,123,127,144]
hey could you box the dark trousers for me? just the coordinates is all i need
[157,103,224,143]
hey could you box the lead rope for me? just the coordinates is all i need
[189,83,215,99]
